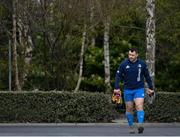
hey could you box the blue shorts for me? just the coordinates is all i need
[123,88,145,102]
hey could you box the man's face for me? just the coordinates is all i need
[128,50,138,62]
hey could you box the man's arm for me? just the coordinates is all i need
[114,64,124,90]
[144,64,154,90]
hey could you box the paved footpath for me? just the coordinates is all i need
[0,123,180,136]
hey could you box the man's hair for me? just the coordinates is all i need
[129,47,138,53]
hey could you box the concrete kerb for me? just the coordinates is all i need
[0,122,180,127]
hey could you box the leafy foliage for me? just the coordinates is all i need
[0,91,117,123]
[155,0,180,92]
[144,92,180,122]
[0,91,179,123]
[0,0,179,92]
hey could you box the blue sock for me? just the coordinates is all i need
[125,112,134,126]
[137,110,144,123]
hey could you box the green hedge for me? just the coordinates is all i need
[144,92,180,122]
[0,91,117,123]
[0,91,179,123]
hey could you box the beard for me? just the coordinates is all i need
[129,58,137,62]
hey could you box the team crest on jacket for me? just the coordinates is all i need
[126,65,130,69]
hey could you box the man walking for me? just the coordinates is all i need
[114,48,154,134]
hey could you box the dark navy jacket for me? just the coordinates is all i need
[115,58,153,90]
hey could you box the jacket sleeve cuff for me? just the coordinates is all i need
[149,86,154,90]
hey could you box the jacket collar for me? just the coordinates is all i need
[128,58,139,64]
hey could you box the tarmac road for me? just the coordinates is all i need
[0,123,180,136]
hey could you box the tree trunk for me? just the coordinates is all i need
[8,39,12,91]
[23,25,33,85]
[104,18,111,89]
[16,2,33,88]
[17,18,24,87]
[90,0,95,47]
[95,0,113,92]
[74,25,87,92]
[12,0,21,91]
[146,0,156,86]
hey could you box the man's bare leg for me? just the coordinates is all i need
[134,98,144,133]
[125,101,135,134]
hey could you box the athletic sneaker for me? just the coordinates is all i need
[129,125,135,134]
[137,123,144,134]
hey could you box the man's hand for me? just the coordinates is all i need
[112,89,122,104]
[114,89,120,94]
[114,89,121,98]
[146,89,156,104]
[146,89,154,95]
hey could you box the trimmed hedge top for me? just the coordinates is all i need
[0,91,117,123]
[144,92,180,122]
[0,91,179,123]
